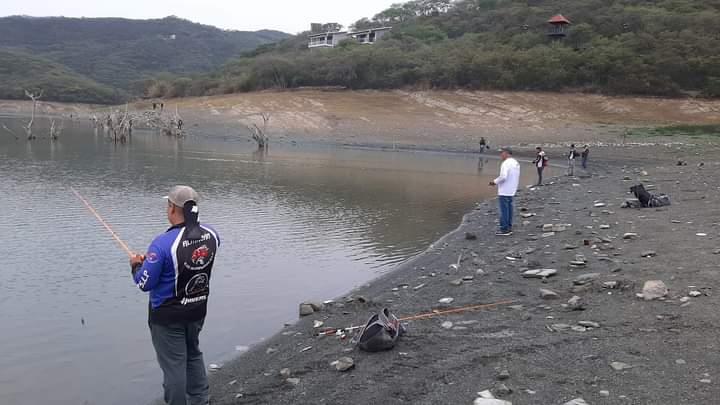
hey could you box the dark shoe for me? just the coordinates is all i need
[496,230,513,236]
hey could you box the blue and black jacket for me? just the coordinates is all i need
[132,223,220,324]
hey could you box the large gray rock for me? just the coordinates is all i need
[642,280,668,300]
[299,303,314,317]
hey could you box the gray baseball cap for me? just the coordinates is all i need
[165,185,200,207]
[499,146,513,154]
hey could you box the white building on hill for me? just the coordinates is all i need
[308,26,391,48]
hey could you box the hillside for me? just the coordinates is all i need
[0,49,120,104]
[143,0,720,99]
[0,15,289,102]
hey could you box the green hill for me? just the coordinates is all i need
[0,49,121,104]
[0,15,289,103]
[144,0,720,98]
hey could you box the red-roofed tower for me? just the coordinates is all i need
[547,14,571,38]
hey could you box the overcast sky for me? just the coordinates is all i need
[0,0,399,34]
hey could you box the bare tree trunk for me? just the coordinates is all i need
[24,89,42,140]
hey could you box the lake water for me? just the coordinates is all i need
[0,117,535,405]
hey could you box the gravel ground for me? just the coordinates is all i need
[206,144,720,405]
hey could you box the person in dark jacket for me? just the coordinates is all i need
[130,185,220,405]
[581,145,590,170]
[567,144,577,176]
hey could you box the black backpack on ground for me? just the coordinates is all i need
[354,308,406,352]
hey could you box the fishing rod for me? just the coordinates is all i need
[70,186,134,258]
[316,299,515,337]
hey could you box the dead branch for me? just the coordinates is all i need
[242,112,271,149]
[2,123,20,140]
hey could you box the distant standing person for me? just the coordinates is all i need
[567,144,577,176]
[489,147,520,236]
[479,137,488,154]
[533,146,548,186]
[581,145,590,170]
[129,186,220,405]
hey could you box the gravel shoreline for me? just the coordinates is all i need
[206,145,720,405]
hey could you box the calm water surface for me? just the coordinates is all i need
[0,118,535,405]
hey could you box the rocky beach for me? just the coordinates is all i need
[207,144,720,405]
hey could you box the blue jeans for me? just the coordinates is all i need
[498,195,513,232]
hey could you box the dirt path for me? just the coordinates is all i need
[208,145,720,405]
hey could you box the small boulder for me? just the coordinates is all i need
[465,232,478,240]
[573,273,600,286]
[641,250,657,258]
[299,303,315,317]
[280,368,291,378]
[540,288,560,300]
[642,280,668,300]
[610,361,633,371]
[523,269,557,279]
[286,378,300,385]
[568,295,586,311]
[564,399,589,405]
[623,233,638,240]
[333,357,355,372]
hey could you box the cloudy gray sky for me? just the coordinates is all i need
[0,0,398,33]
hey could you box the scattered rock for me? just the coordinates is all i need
[522,269,558,279]
[540,288,560,300]
[563,244,578,250]
[675,359,687,365]
[573,273,600,286]
[594,202,607,207]
[520,213,536,218]
[333,357,355,372]
[689,290,702,297]
[602,281,619,289]
[450,279,464,286]
[610,361,633,371]
[568,295,586,311]
[497,370,510,381]
[600,224,611,229]
[493,383,512,397]
[313,320,324,328]
[578,321,600,328]
[600,390,610,397]
[473,398,512,405]
[623,233,638,240]
[564,398,589,405]
[208,363,222,371]
[466,232,478,240]
[441,321,454,329]
[438,297,454,304]
[641,250,657,258]
[286,378,300,385]
[642,280,669,300]
[551,323,571,331]
[280,368,291,378]
[462,275,475,281]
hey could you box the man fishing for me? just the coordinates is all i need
[129,185,220,405]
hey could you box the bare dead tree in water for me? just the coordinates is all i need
[23,90,43,140]
[244,112,271,150]
[49,119,64,141]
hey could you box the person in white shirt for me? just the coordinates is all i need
[533,146,548,186]
[489,147,520,236]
